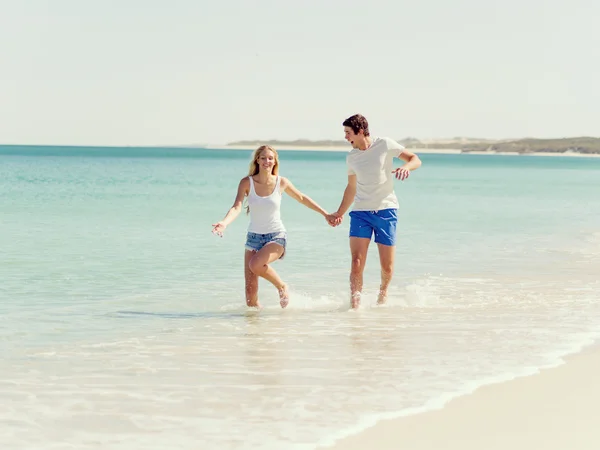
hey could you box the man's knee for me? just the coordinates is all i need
[351,254,366,272]
[381,262,393,277]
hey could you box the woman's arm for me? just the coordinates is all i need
[281,177,328,217]
[211,178,249,236]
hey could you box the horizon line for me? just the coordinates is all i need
[1,135,600,149]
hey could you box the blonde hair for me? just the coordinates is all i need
[245,145,280,214]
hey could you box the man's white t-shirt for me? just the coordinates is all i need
[347,137,405,212]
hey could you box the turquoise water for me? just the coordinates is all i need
[2,145,600,449]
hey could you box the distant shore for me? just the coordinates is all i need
[221,136,600,157]
[208,144,600,158]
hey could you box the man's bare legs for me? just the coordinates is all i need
[376,243,395,304]
[247,243,289,308]
[349,237,370,309]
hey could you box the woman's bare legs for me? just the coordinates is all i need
[244,250,260,307]
[247,243,289,308]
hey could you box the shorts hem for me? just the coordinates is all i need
[373,238,396,246]
[244,232,287,259]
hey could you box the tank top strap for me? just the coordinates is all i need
[248,176,256,196]
[275,176,281,194]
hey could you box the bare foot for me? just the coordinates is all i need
[246,299,262,309]
[351,292,361,309]
[377,290,387,305]
[278,284,289,308]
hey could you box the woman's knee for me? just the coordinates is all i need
[249,258,265,275]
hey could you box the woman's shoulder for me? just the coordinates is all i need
[279,175,290,187]
[238,176,251,189]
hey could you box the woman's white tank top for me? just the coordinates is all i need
[247,176,286,234]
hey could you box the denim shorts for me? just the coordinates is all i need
[349,208,398,246]
[245,231,287,258]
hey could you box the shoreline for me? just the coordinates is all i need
[318,342,600,450]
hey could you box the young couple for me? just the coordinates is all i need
[211,114,422,309]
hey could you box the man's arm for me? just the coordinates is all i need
[336,174,357,216]
[399,149,422,170]
[325,174,357,226]
[393,149,422,180]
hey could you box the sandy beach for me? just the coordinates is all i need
[321,344,600,450]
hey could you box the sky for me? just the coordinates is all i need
[1,0,599,146]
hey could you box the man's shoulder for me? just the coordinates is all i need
[346,148,361,159]
[379,136,404,151]
[361,137,389,152]
[378,136,398,145]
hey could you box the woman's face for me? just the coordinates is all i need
[257,149,276,172]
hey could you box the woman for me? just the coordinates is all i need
[212,145,329,309]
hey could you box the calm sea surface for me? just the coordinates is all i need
[1,145,600,449]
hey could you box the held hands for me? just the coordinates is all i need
[211,221,226,237]
[325,212,343,227]
[392,167,410,181]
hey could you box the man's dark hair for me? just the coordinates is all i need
[342,114,370,136]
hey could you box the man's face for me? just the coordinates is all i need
[344,126,365,149]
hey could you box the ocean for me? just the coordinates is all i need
[1,145,599,449]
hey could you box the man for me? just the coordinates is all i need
[327,114,422,309]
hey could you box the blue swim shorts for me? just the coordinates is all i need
[245,231,287,258]
[349,208,398,246]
